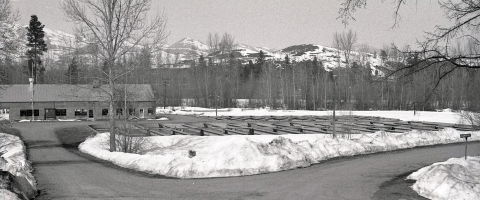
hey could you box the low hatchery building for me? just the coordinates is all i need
[0,84,156,121]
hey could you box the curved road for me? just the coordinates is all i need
[14,121,480,200]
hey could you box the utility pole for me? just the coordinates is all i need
[32,51,36,121]
[333,79,337,138]
[30,77,34,121]
[215,94,217,117]
[32,37,37,121]
[331,73,338,138]
[125,73,127,120]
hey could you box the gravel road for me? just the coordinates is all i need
[13,120,480,200]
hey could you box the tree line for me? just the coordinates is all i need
[2,24,479,112]
[116,43,479,112]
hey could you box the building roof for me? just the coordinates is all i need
[0,84,155,103]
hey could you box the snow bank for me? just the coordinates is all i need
[0,189,18,200]
[408,157,480,200]
[0,113,9,120]
[0,133,37,199]
[80,128,480,179]
[147,117,168,121]
[57,119,81,122]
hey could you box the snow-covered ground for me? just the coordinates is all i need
[408,157,480,200]
[158,107,463,124]
[0,133,37,200]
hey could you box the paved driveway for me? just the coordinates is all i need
[13,121,480,200]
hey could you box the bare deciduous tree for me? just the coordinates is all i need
[207,32,236,54]
[62,0,168,152]
[357,43,370,65]
[0,0,20,59]
[219,32,236,52]
[207,33,220,53]
[333,30,357,65]
[338,0,405,27]
[0,0,18,23]
[339,0,480,106]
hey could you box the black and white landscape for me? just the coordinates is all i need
[1,0,480,200]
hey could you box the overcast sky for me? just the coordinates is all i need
[12,0,449,50]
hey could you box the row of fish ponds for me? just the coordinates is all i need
[87,115,480,137]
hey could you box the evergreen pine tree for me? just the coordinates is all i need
[66,57,79,84]
[241,60,254,81]
[198,55,207,69]
[285,54,290,65]
[312,57,319,76]
[256,50,265,65]
[25,15,47,84]
[253,50,265,78]
[380,50,388,63]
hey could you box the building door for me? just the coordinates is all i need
[88,109,94,119]
[139,108,144,118]
[45,108,56,119]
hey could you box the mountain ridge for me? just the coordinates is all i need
[1,25,383,73]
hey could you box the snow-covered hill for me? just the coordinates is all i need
[272,44,382,72]
[236,43,273,57]
[1,24,384,73]
[163,38,209,56]
[167,38,209,51]
[154,38,210,65]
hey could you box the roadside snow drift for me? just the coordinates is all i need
[408,157,480,200]
[80,128,480,179]
[0,133,37,200]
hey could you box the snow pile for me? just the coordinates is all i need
[79,128,480,179]
[0,190,18,200]
[0,113,9,120]
[57,119,81,122]
[147,117,168,121]
[408,157,480,200]
[0,133,37,199]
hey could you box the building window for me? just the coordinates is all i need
[20,109,39,116]
[55,109,67,116]
[102,109,108,116]
[148,108,154,115]
[129,108,135,115]
[75,109,87,116]
[116,108,123,115]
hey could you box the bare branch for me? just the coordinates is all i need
[61,0,168,152]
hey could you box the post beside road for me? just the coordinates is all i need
[460,134,471,160]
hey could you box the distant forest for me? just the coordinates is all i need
[2,49,479,112]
